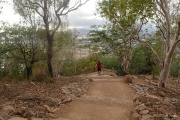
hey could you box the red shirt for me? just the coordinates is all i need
[97,62,101,69]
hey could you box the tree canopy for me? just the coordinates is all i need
[13,0,89,77]
[93,0,180,87]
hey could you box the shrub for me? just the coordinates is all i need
[170,58,179,77]
[1,76,12,82]
[130,45,157,75]
[59,54,99,76]
[116,66,124,76]
[44,76,52,83]
[101,54,121,70]
[31,68,47,82]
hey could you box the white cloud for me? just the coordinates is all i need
[68,0,104,29]
[0,0,104,30]
[0,1,20,25]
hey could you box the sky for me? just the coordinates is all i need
[0,0,104,30]
[68,0,104,29]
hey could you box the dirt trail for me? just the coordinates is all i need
[54,71,137,120]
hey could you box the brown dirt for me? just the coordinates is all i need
[1,69,180,119]
[0,76,84,119]
[54,70,137,120]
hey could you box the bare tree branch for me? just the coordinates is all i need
[60,0,89,15]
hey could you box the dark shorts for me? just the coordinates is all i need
[98,68,101,71]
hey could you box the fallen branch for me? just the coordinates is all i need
[30,81,40,93]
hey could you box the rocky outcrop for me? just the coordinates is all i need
[61,77,90,103]
[131,95,180,120]
[0,76,91,120]
[130,78,180,120]
[129,83,149,96]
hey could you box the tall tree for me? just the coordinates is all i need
[13,0,89,77]
[96,0,180,87]
[90,0,154,74]
[132,0,180,87]
[0,24,46,79]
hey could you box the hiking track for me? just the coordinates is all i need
[54,71,137,120]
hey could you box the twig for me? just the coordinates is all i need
[30,81,40,93]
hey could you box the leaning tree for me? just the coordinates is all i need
[13,0,89,77]
[133,0,180,87]
[96,0,180,87]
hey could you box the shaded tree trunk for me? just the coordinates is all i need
[26,66,32,80]
[47,36,53,77]
[43,0,54,78]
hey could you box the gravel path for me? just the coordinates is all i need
[54,71,137,120]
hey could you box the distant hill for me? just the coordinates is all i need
[77,28,90,37]
[75,26,157,38]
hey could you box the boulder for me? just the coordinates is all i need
[43,105,59,113]
[0,113,10,120]
[2,105,15,112]
[131,112,141,120]
[124,76,133,83]
[140,110,149,115]
[134,95,161,103]
[62,96,72,104]
[134,104,146,111]
[157,91,166,97]
[61,87,71,95]
[3,84,11,89]
[36,112,45,118]
[141,114,153,120]
[163,97,171,105]
[133,99,140,106]
[14,107,35,118]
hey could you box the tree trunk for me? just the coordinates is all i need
[159,21,180,87]
[26,66,32,80]
[159,44,179,87]
[122,51,132,75]
[47,36,53,77]
[158,51,173,87]
[122,60,129,75]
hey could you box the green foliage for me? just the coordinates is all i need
[59,54,100,76]
[130,45,157,75]
[54,30,74,50]
[116,66,124,76]
[59,59,74,76]
[97,0,155,26]
[101,54,121,70]
[0,24,46,80]
[44,76,52,83]
[31,67,47,82]
[170,69,179,78]
[59,53,125,76]
[170,56,179,77]
[101,55,124,76]
[13,0,89,78]
[90,0,156,74]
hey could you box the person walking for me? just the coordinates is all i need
[96,61,102,75]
